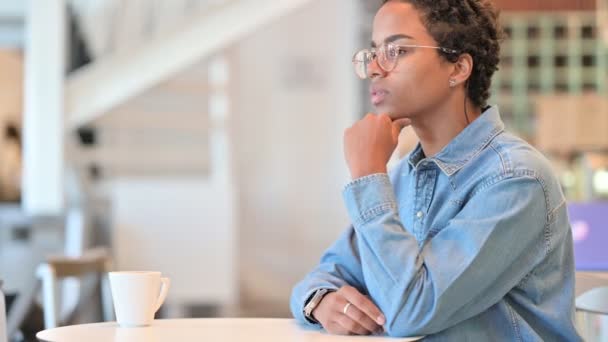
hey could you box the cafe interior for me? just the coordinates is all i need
[1,0,608,341]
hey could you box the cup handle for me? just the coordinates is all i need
[153,277,171,313]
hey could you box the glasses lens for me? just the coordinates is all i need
[352,50,370,79]
[379,44,398,72]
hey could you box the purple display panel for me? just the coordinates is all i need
[568,202,608,271]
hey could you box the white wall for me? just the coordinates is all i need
[107,177,237,306]
[232,0,360,310]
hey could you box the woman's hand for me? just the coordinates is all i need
[312,285,386,335]
[344,113,411,180]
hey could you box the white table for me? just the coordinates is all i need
[36,318,423,341]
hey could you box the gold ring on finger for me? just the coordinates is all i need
[343,302,352,315]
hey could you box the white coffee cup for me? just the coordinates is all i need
[109,271,170,327]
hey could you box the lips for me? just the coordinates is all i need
[370,85,389,106]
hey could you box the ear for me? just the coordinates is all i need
[448,53,474,88]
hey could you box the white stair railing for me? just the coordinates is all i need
[22,0,67,215]
[66,0,314,130]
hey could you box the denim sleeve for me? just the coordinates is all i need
[342,173,548,337]
[289,226,368,326]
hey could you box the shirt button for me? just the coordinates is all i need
[417,211,425,219]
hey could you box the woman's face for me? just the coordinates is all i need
[370,1,455,119]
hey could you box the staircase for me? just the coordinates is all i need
[66,0,313,130]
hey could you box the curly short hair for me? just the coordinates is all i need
[382,0,505,108]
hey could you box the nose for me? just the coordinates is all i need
[367,55,386,79]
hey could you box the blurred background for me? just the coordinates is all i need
[0,0,607,341]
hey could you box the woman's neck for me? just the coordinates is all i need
[411,99,482,158]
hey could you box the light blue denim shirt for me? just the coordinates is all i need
[290,106,582,341]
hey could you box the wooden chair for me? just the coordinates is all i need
[37,247,114,329]
[7,247,114,336]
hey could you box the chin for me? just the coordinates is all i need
[373,103,406,118]
[372,102,393,114]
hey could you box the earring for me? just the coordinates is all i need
[449,79,457,88]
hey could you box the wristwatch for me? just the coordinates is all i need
[303,288,331,323]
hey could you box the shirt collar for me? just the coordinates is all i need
[407,106,505,176]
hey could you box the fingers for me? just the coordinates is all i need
[321,299,371,336]
[392,117,412,129]
[339,286,386,326]
[335,313,373,335]
[342,300,383,333]
[362,113,411,127]
[318,286,386,336]
[391,123,402,143]
[325,321,352,335]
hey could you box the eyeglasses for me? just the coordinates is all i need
[352,42,460,79]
